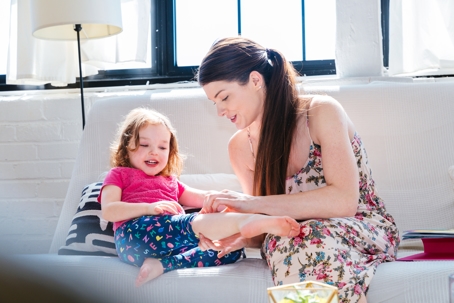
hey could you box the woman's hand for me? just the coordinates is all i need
[198,232,249,258]
[200,190,257,214]
[149,201,185,215]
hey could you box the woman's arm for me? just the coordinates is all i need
[207,96,359,220]
[100,185,184,222]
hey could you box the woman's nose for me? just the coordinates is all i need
[216,104,226,117]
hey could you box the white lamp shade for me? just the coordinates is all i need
[31,0,123,40]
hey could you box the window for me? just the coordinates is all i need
[1,0,391,91]
[172,0,336,76]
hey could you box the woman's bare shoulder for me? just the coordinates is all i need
[228,129,251,157]
[300,94,346,121]
[228,129,255,170]
[301,94,351,144]
[302,94,340,109]
[228,129,246,148]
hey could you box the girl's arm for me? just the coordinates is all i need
[177,185,208,209]
[100,185,184,222]
[207,96,359,220]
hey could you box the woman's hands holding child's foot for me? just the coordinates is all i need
[200,190,256,214]
[198,233,248,258]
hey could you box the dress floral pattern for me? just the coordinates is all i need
[261,133,399,303]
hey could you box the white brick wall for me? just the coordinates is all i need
[0,91,87,254]
[0,83,197,255]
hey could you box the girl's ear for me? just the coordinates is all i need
[249,71,264,90]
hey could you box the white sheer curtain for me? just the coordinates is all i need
[389,0,454,76]
[7,0,150,86]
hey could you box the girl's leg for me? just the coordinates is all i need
[191,213,300,240]
[136,245,243,287]
[160,246,243,272]
[134,213,246,286]
[115,214,199,265]
[121,213,298,286]
[115,212,298,268]
[114,218,161,267]
[115,214,197,286]
[135,258,163,287]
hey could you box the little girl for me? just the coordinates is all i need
[99,107,300,287]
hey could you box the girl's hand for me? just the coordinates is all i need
[150,201,185,215]
[200,190,256,214]
[198,232,248,258]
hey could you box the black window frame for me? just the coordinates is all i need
[0,0,389,92]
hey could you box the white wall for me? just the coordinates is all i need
[0,91,87,254]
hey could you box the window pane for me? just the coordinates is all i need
[0,0,11,75]
[304,0,336,60]
[96,0,152,70]
[241,0,302,61]
[175,0,238,66]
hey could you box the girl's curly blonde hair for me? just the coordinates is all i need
[110,107,184,177]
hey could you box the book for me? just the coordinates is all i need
[398,229,454,261]
[402,229,454,240]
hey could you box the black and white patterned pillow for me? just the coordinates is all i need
[58,182,117,256]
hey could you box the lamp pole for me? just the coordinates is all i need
[74,24,86,130]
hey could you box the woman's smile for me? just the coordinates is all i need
[229,115,237,123]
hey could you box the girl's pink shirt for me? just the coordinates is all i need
[98,166,186,231]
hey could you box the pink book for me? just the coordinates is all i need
[398,230,454,261]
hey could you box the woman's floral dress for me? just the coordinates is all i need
[261,133,399,303]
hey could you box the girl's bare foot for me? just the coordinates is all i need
[239,215,300,239]
[135,258,164,287]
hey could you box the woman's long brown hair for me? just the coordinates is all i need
[197,37,305,196]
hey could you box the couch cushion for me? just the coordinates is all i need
[11,254,274,303]
[11,253,454,303]
[58,182,116,256]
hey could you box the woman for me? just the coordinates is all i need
[196,37,399,303]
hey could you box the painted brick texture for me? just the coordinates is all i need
[0,92,89,254]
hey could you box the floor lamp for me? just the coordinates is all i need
[30,0,123,130]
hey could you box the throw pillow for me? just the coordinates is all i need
[58,182,117,256]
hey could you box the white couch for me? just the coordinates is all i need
[5,80,454,303]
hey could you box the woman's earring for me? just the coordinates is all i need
[259,86,262,89]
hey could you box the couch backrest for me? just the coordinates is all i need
[50,82,454,253]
